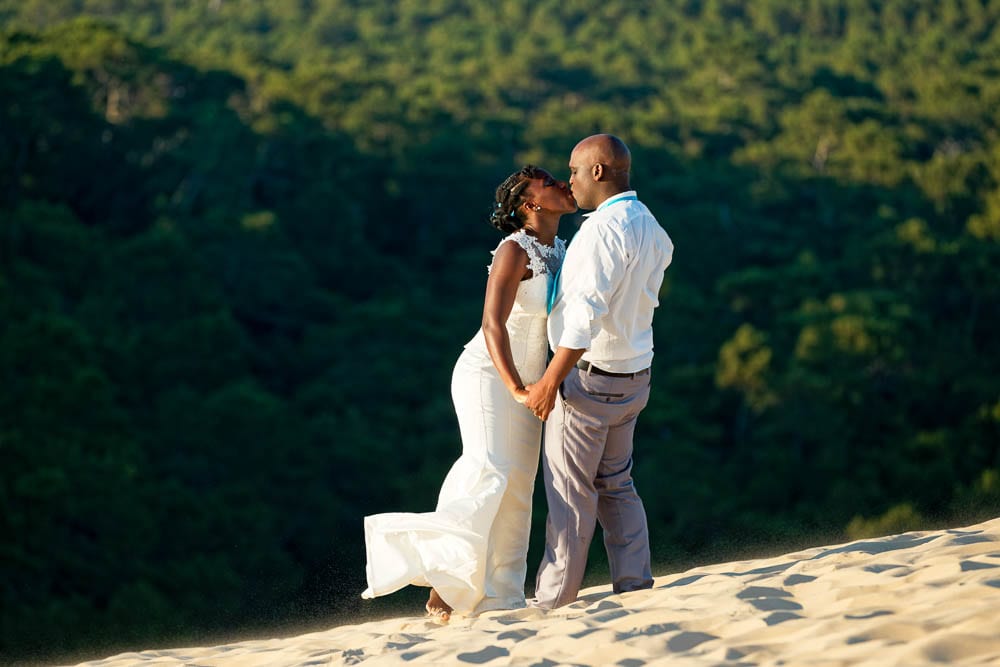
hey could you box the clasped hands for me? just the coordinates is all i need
[513,382,558,421]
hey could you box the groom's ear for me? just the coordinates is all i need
[592,163,604,181]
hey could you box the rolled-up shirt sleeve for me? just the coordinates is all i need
[556,222,628,350]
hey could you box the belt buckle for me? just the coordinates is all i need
[578,360,649,379]
[580,361,615,378]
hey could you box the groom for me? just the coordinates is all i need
[524,134,674,609]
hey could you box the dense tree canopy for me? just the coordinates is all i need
[1,0,998,662]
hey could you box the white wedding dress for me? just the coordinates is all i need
[362,229,565,615]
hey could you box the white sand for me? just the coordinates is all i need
[72,516,1000,666]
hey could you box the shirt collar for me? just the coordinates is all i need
[583,190,638,217]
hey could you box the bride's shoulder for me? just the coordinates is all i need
[492,229,532,252]
[502,228,532,246]
[486,231,530,274]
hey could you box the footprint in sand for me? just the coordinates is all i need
[764,612,804,626]
[845,610,894,620]
[585,600,632,623]
[456,645,510,664]
[666,630,718,652]
[496,628,538,641]
[813,534,939,559]
[663,573,707,588]
[617,660,646,667]
[734,562,797,578]
[615,622,681,640]
[948,534,996,546]
[738,586,804,625]
[864,563,907,574]
[570,627,605,639]
[383,633,430,650]
[960,560,1000,571]
[725,645,763,664]
[490,607,547,625]
[341,648,365,665]
[586,600,623,612]
[738,586,802,611]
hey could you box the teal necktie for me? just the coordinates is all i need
[546,266,560,314]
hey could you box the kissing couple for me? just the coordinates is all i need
[362,134,674,620]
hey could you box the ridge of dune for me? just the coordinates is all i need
[71,517,1000,667]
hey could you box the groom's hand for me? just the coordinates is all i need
[524,347,585,421]
[524,381,558,421]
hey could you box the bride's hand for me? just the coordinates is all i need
[513,385,530,404]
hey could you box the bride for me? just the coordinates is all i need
[362,165,577,619]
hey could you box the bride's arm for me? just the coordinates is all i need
[482,241,531,402]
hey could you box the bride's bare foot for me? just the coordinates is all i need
[426,589,452,623]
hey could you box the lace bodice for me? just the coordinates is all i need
[463,230,566,383]
[487,230,566,283]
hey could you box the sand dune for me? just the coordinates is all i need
[72,517,1000,666]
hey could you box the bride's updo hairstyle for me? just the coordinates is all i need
[490,165,544,234]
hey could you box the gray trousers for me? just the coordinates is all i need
[532,366,654,609]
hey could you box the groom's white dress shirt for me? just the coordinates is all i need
[548,191,674,374]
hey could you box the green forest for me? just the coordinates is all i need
[2,0,998,662]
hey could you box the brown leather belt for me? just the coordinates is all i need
[576,360,650,379]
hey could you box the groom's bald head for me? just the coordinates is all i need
[568,134,632,210]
